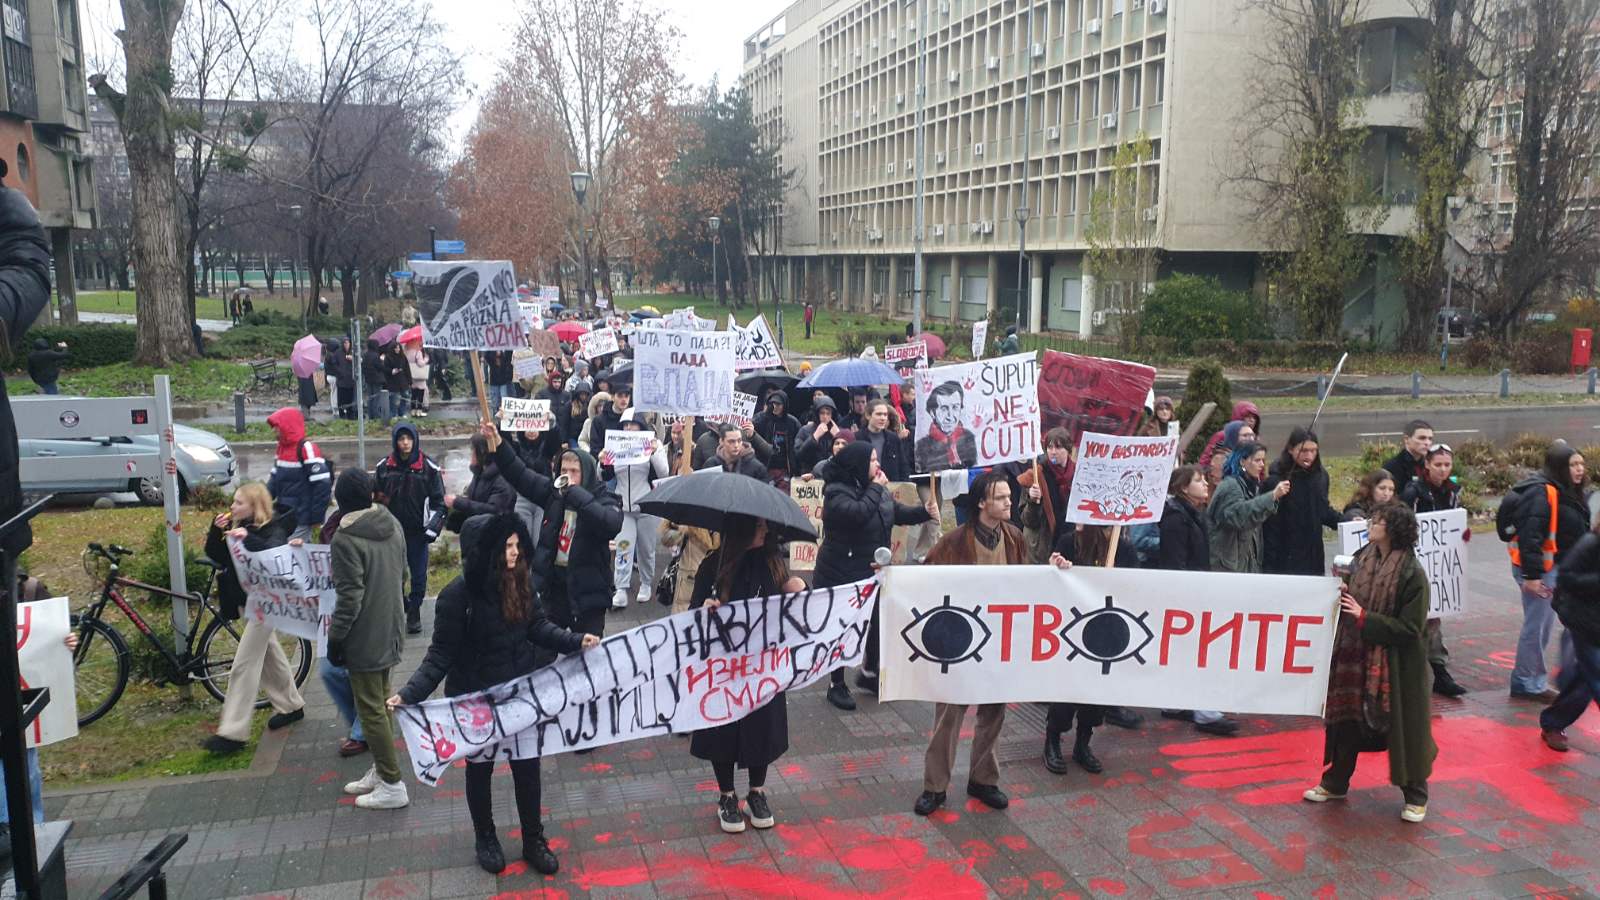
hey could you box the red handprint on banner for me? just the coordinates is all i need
[421,724,456,760]
[1159,715,1581,824]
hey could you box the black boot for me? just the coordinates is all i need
[1043,731,1068,775]
[474,827,505,874]
[1073,729,1103,774]
[524,831,559,876]
[1432,663,1466,697]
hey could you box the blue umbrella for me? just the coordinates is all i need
[797,357,903,388]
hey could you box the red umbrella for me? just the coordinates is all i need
[550,321,590,341]
[920,332,947,360]
[399,325,424,345]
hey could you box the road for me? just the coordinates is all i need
[1254,404,1599,456]
[233,444,475,494]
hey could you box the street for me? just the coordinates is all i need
[51,522,1600,899]
[1259,404,1600,456]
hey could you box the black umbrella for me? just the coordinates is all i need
[601,360,633,388]
[736,369,799,396]
[638,469,817,543]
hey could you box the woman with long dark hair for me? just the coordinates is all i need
[1343,470,1396,520]
[691,514,807,833]
[390,515,600,875]
[1304,502,1435,823]
[1510,443,1591,701]
[1263,427,1342,575]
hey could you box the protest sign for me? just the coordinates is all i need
[527,327,563,358]
[880,566,1338,715]
[520,301,543,332]
[633,329,736,417]
[1064,433,1181,525]
[884,340,927,371]
[396,578,879,783]
[578,327,620,360]
[413,260,525,351]
[971,320,988,359]
[228,540,336,654]
[789,479,825,570]
[733,314,783,371]
[666,307,715,331]
[707,391,758,429]
[912,352,1040,472]
[596,295,610,310]
[600,430,660,467]
[1338,508,1468,619]
[17,597,75,747]
[538,285,561,304]
[512,348,543,381]
[499,397,552,433]
[1037,351,1156,451]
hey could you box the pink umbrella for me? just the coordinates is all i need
[291,335,323,379]
[369,322,403,346]
[920,332,947,360]
[399,325,424,345]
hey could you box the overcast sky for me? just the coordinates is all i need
[78,0,788,150]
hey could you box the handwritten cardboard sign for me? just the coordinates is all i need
[395,578,880,782]
[789,479,825,570]
[578,327,620,360]
[17,597,75,747]
[971,320,989,359]
[1339,508,1469,619]
[228,540,335,656]
[1037,351,1156,453]
[600,430,660,467]
[512,348,543,381]
[633,329,736,417]
[733,314,783,371]
[527,327,563,358]
[499,397,552,433]
[912,352,1040,472]
[884,340,927,367]
[1064,433,1180,525]
[707,391,758,429]
[413,260,526,351]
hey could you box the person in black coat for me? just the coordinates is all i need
[813,441,937,710]
[381,342,412,417]
[1397,443,1470,696]
[204,496,298,622]
[373,422,445,633]
[1544,524,1600,748]
[853,399,913,483]
[1262,427,1341,576]
[1508,443,1591,702]
[328,337,356,419]
[392,513,599,876]
[691,514,808,834]
[361,339,384,420]
[1040,523,1128,776]
[484,423,622,639]
[1382,420,1433,495]
[753,390,802,481]
[25,338,66,394]
[427,347,453,403]
[446,433,517,530]
[701,421,771,482]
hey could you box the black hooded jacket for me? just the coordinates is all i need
[204,502,299,621]
[493,440,623,617]
[0,190,55,555]
[813,442,931,587]
[25,338,66,385]
[373,423,445,534]
[754,392,802,474]
[1262,459,1342,576]
[1510,473,1590,579]
[399,514,584,701]
[361,340,383,389]
[380,344,411,393]
[447,458,517,530]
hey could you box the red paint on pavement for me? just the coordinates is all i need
[593,832,612,844]
[579,762,613,774]
[1088,877,1127,895]
[998,834,1030,852]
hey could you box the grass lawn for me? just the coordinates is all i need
[6,360,251,405]
[202,417,478,443]
[619,292,904,357]
[69,289,308,322]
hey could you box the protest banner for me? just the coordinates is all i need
[1037,351,1157,451]
[633,329,736,417]
[733,314,783,371]
[499,397,552,433]
[1338,508,1468,619]
[912,352,1040,472]
[395,578,879,783]
[789,479,825,570]
[512,348,543,381]
[884,340,927,372]
[578,327,620,360]
[600,430,660,467]
[971,320,988,359]
[707,391,758,429]
[17,597,75,747]
[228,540,336,654]
[1064,433,1181,525]
[413,260,526,351]
[879,565,1338,715]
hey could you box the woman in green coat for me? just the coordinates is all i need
[1207,442,1289,573]
[1304,501,1437,823]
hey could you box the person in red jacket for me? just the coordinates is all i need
[1198,401,1261,468]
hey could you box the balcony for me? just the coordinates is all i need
[1357,90,1423,130]
[1354,0,1431,24]
[1353,200,1416,237]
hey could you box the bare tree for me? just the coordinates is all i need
[88,163,134,291]
[1085,133,1161,324]
[511,0,681,310]
[89,1,195,365]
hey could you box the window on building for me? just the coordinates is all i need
[1152,61,1164,104]
[1061,277,1082,311]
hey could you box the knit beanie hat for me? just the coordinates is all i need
[335,469,373,512]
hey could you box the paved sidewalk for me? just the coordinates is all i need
[50,545,1600,899]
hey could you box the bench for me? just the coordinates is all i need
[247,359,279,390]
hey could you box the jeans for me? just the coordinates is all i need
[1540,632,1600,732]
[488,384,509,416]
[0,748,44,824]
[319,662,363,742]
[1512,567,1562,693]
[389,392,410,419]
[368,389,386,421]
[327,376,339,415]
[38,381,57,395]
[404,532,430,615]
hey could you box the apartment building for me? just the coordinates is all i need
[744,0,1427,341]
[0,0,97,315]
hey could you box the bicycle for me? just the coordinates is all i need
[71,541,313,727]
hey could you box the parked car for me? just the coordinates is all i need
[18,422,235,505]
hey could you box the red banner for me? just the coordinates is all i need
[1037,350,1156,449]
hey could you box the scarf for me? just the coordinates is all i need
[1324,543,1407,732]
[972,518,1001,550]
[928,423,968,467]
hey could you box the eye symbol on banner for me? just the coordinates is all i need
[900,595,991,673]
[1060,595,1153,675]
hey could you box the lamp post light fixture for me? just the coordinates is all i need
[709,216,722,303]
[570,172,593,308]
[1014,203,1031,333]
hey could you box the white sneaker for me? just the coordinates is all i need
[612,591,630,609]
[636,591,653,605]
[344,766,379,796]
[355,778,410,809]
[1302,785,1346,803]
[1401,804,1427,823]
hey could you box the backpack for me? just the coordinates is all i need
[1495,477,1552,543]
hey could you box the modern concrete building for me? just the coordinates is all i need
[0,0,97,316]
[743,0,1425,341]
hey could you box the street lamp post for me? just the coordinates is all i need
[1015,0,1036,335]
[1015,203,1030,335]
[709,215,722,304]
[427,224,437,261]
[571,171,592,310]
[289,204,304,329]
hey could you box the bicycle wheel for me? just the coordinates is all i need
[196,617,314,707]
[70,615,131,727]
